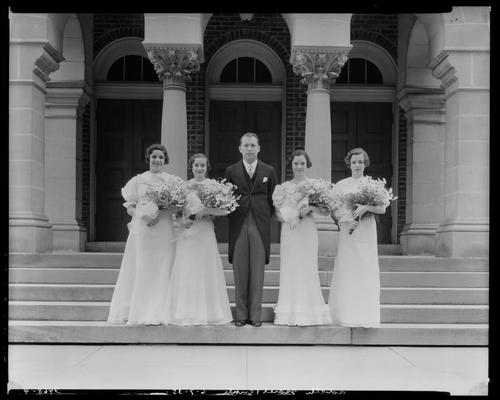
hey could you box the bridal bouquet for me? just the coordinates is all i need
[143,176,189,220]
[193,179,240,216]
[336,176,397,234]
[297,178,335,212]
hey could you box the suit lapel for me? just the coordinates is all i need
[236,160,250,192]
[250,161,263,193]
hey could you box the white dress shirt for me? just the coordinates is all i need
[243,160,258,178]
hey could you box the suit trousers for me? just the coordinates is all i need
[233,212,266,323]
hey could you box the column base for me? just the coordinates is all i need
[52,223,87,252]
[400,223,438,255]
[435,220,489,257]
[315,215,339,257]
[9,215,53,253]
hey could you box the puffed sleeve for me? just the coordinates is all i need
[121,176,139,208]
[272,184,287,209]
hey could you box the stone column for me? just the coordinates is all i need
[9,43,63,253]
[44,82,91,251]
[143,45,202,179]
[291,46,351,256]
[430,51,489,257]
[399,88,445,254]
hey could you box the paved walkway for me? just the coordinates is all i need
[8,345,488,395]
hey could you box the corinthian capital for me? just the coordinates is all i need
[143,44,203,86]
[290,46,351,90]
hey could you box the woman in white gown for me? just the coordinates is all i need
[328,148,389,328]
[272,150,332,326]
[107,144,180,325]
[161,154,232,325]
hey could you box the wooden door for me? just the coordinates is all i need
[331,102,393,243]
[209,101,282,242]
[96,99,162,241]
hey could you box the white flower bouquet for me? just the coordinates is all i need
[297,178,335,212]
[192,179,240,216]
[336,176,397,234]
[143,177,189,221]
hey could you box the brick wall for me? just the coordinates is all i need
[397,106,407,242]
[81,103,91,239]
[351,14,398,63]
[93,13,144,57]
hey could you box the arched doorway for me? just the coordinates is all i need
[206,39,285,242]
[331,40,397,243]
[93,38,162,241]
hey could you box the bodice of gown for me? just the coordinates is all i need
[272,181,309,209]
[121,171,178,208]
[332,177,389,221]
[185,179,214,222]
[273,181,313,222]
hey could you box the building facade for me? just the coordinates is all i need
[9,11,490,257]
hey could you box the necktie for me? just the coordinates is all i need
[248,165,254,178]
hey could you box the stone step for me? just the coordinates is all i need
[85,242,404,255]
[9,253,489,272]
[9,267,489,288]
[9,284,490,305]
[8,320,488,345]
[8,301,489,324]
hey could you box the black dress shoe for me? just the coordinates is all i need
[249,321,262,327]
[234,320,246,327]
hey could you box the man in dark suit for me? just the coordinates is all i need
[224,132,278,327]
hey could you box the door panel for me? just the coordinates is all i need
[331,102,393,243]
[331,103,356,184]
[96,99,161,241]
[209,101,282,243]
[209,102,246,179]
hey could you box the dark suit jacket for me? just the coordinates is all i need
[224,160,278,265]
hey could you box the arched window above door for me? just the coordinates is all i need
[336,58,383,84]
[107,55,157,82]
[207,39,284,85]
[94,37,162,99]
[220,57,272,83]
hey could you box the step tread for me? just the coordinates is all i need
[7,284,490,290]
[9,301,489,309]
[8,283,489,290]
[9,253,488,262]
[380,304,489,309]
[10,283,116,288]
[9,267,489,274]
[9,301,110,306]
[8,320,489,328]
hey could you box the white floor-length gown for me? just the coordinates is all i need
[328,177,387,328]
[161,179,232,325]
[107,171,177,325]
[272,181,332,326]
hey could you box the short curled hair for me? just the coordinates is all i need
[240,132,260,145]
[145,144,169,165]
[288,149,312,168]
[189,153,211,172]
[344,147,370,168]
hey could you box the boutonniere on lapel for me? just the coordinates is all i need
[262,177,268,183]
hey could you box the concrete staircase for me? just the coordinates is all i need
[8,251,488,345]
